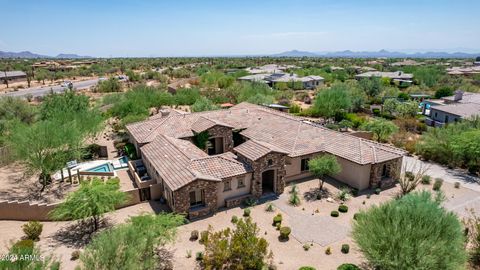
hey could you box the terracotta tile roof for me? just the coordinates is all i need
[188,153,252,179]
[191,116,234,133]
[132,102,405,166]
[233,139,288,161]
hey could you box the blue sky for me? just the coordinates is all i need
[1,0,479,57]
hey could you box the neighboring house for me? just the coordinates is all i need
[238,73,324,90]
[422,91,480,127]
[446,66,480,76]
[355,71,413,87]
[126,102,405,218]
[245,64,298,74]
[0,71,27,83]
[390,60,423,66]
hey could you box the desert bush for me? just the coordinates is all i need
[289,191,301,206]
[337,188,351,202]
[200,230,209,244]
[352,191,467,269]
[331,211,339,217]
[375,188,381,195]
[279,227,291,240]
[299,267,316,270]
[341,244,350,254]
[433,178,443,191]
[338,205,349,213]
[421,175,431,185]
[302,243,311,251]
[231,215,239,224]
[244,197,257,207]
[265,203,274,212]
[325,247,332,255]
[70,250,80,261]
[454,182,461,189]
[190,230,199,241]
[243,208,251,217]
[195,251,204,261]
[22,221,43,241]
[337,263,360,270]
[273,214,282,226]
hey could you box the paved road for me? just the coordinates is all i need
[0,78,99,98]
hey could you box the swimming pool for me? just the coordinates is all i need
[86,163,114,173]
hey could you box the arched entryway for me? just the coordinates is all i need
[261,169,275,194]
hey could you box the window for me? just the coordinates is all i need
[189,189,204,207]
[237,177,245,188]
[301,158,310,172]
[224,180,231,191]
[267,159,273,166]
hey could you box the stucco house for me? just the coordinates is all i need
[238,73,324,90]
[126,102,404,218]
[422,91,480,127]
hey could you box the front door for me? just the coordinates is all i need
[261,169,275,194]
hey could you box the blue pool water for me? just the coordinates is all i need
[86,163,114,173]
[119,156,128,165]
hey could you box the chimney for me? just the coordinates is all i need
[454,90,464,101]
[160,110,170,117]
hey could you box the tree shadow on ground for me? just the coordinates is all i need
[303,187,332,202]
[50,218,112,248]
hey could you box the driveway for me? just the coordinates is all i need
[403,156,480,192]
[0,78,99,98]
[404,156,480,217]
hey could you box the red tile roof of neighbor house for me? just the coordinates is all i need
[128,102,406,189]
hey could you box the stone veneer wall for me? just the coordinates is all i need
[172,180,218,218]
[237,152,286,197]
[207,126,234,152]
[369,157,402,188]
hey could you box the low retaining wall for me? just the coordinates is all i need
[0,188,142,221]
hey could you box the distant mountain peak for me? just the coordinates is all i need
[0,50,92,59]
[270,49,479,58]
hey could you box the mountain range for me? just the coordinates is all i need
[271,49,480,58]
[0,51,92,59]
[0,49,479,59]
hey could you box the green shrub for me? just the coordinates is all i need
[433,178,443,191]
[199,231,208,244]
[279,227,291,240]
[454,182,460,189]
[195,251,204,261]
[289,191,301,206]
[190,230,199,241]
[273,214,282,226]
[265,203,274,212]
[421,175,431,185]
[337,263,360,270]
[243,208,251,217]
[331,211,339,217]
[12,239,34,250]
[71,250,80,261]
[375,188,381,195]
[325,246,332,255]
[244,197,256,207]
[353,213,361,220]
[341,244,350,254]
[231,215,239,224]
[22,221,43,241]
[405,171,415,181]
[338,205,348,213]
[299,267,316,270]
[366,194,371,199]
[302,243,311,251]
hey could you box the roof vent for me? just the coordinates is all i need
[454,90,464,101]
